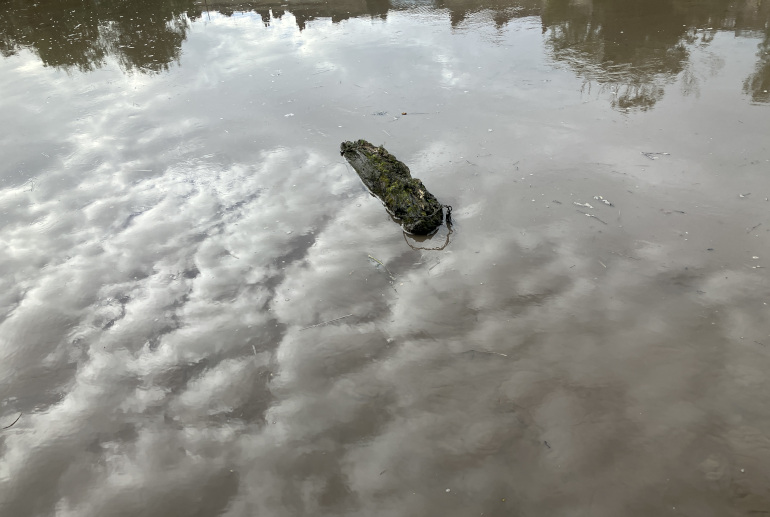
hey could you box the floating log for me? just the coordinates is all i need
[340,140,444,235]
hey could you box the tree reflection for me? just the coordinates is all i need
[542,0,692,111]
[207,0,391,29]
[743,28,770,104]
[0,0,201,73]
[1,0,769,106]
[434,0,542,28]
[541,0,770,109]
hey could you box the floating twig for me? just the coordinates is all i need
[368,255,395,280]
[2,413,22,430]
[610,251,641,261]
[300,314,354,331]
[576,210,608,225]
[463,349,508,358]
[593,195,614,207]
[747,223,762,234]
[641,151,670,160]
[544,441,551,449]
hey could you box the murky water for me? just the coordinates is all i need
[1,0,769,515]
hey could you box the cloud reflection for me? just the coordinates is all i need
[1,4,770,517]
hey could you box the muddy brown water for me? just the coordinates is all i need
[1,0,769,515]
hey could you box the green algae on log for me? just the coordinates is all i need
[340,140,444,235]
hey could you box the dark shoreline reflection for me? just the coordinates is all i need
[541,0,770,110]
[0,0,202,73]
[743,27,770,103]
[2,0,769,106]
[541,0,690,111]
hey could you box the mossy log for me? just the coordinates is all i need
[340,140,444,235]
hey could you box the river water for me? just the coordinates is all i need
[1,0,769,515]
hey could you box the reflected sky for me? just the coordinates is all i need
[1,1,770,516]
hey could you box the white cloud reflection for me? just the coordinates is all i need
[1,7,769,517]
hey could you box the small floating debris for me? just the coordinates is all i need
[641,151,670,160]
[1,413,22,430]
[574,202,594,209]
[462,349,508,358]
[300,314,354,331]
[368,254,395,280]
[593,195,614,206]
[576,210,608,225]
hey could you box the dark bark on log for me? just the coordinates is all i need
[340,140,444,235]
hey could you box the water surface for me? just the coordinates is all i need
[1,1,770,516]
